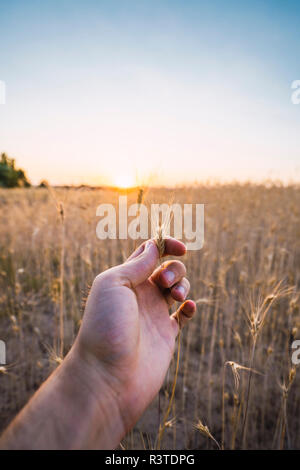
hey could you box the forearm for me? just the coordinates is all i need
[0,349,126,450]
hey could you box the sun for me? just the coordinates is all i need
[114,174,135,189]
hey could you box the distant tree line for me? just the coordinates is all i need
[0,153,31,188]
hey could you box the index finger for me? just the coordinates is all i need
[127,237,186,262]
[161,237,186,257]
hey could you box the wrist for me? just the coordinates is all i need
[60,346,127,449]
[0,347,126,450]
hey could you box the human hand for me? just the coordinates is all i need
[0,238,196,450]
[73,238,196,441]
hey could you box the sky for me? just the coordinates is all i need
[0,0,300,186]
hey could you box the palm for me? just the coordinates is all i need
[84,279,175,421]
[77,239,195,431]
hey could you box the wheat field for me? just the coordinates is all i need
[0,184,299,449]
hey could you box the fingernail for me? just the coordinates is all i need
[145,240,154,250]
[164,270,175,285]
[175,285,186,298]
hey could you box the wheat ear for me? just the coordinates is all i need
[154,208,181,450]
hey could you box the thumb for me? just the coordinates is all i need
[118,240,159,287]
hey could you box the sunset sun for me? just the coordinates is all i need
[114,174,135,189]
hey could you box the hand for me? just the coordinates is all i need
[73,238,196,438]
[0,238,196,450]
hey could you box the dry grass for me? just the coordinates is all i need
[0,183,300,449]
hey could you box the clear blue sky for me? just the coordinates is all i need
[0,0,299,185]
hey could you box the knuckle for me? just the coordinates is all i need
[93,266,119,288]
[167,260,186,275]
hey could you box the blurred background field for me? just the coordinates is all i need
[0,183,299,449]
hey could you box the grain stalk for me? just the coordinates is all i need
[278,366,296,449]
[241,281,294,448]
[157,321,181,449]
[44,183,66,359]
[154,206,181,450]
[134,187,145,251]
[58,202,65,358]
[194,419,221,450]
[222,361,262,449]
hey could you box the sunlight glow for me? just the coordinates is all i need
[114,174,135,189]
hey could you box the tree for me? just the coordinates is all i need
[0,153,31,188]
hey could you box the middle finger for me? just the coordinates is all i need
[151,260,187,289]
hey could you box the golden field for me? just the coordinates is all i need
[0,184,299,449]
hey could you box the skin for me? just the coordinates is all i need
[0,238,196,449]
